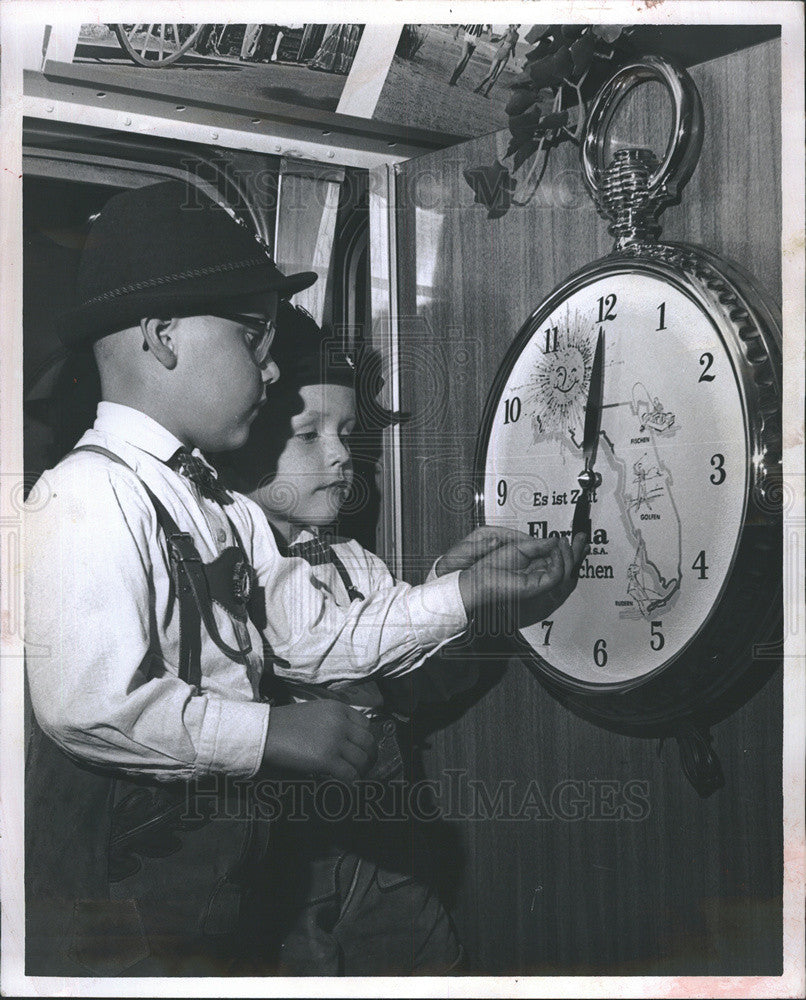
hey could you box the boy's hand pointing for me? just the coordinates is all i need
[435,525,541,576]
[456,530,586,628]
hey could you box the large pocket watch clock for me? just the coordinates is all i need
[474,58,782,794]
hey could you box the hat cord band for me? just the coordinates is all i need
[79,256,269,308]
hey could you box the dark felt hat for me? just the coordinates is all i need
[57,180,317,345]
[270,301,357,393]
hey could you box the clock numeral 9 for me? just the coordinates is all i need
[496,479,507,505]
[503,396,521,424]
[692,550,709,580]
[541,620,553,646]
[710,454,726,485]
[698,352,715,382]
[593,638,608,667]
[650,620,665,651]
[597,294,617,322]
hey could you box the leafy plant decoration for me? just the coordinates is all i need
[465,24,634,218]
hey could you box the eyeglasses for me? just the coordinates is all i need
[211,311,277,368]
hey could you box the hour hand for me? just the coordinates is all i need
[571,480,592,539]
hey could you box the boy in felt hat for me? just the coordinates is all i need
[24,180,582,976]
[219,302,587,974]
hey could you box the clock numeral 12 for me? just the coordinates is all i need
[597,293,617,322]
[503,396,521,424]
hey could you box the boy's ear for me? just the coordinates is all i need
[140,317,178,370]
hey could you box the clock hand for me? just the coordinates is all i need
[572,327,605,540]
[582,325,605,472]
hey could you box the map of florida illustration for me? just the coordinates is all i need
[594,385,682,618]
[525,332,683,618]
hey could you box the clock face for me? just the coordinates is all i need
[479,268,750,687]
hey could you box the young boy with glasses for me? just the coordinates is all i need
[24,180,581,976]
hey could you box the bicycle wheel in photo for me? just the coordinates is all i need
[113,24,205,66]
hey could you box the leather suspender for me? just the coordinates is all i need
[327,549,366,602]
[280,529,367,603]
[70,444,255,688]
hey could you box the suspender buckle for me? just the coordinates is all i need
[167,532,202,563]
[232,558,252,603]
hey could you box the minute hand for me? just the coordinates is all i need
[582,325,605,471]
[571,327,605,540]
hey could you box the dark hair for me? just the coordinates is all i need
[212,302,355,493]
[212,302,404,496]
[269,301,357,393]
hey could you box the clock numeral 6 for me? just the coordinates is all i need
[541,620,553,646]
[497,479,507,505]
[503,396,521,424]
[593,638,608,667]
[650,620,665,651]
[710,453,726,485]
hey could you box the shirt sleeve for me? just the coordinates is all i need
[24,460,270,781]
[425,558,443,583]
[352,542,480,705]
[243,507,469,684]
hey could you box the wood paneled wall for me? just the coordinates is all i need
[394,40,782,974]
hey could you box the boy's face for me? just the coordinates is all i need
[177,292,279,452]
[254,382,356,533]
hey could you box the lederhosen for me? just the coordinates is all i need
[25,446,277,976]
[254,529,452,973]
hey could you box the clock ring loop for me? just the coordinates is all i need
[581,56,704,217]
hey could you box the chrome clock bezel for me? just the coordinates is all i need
[473,242,781,729]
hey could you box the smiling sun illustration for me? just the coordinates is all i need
[527,308,593,437]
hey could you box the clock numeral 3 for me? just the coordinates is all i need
[497,479,507,505]
[503,396,521,424]
[710,454,726,485]
[593,638,608,667]
[650,620,665,651]
[692,550,709,580]
[541,620,553,646]
[698,352,715,382]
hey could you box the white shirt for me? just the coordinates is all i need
[274,526,478,716]
[24,403,466,781]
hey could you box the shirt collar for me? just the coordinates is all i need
[288,526,317,545]
[94,401,195,464]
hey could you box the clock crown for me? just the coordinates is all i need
[598,147,664,250]
[581,57,704,252]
